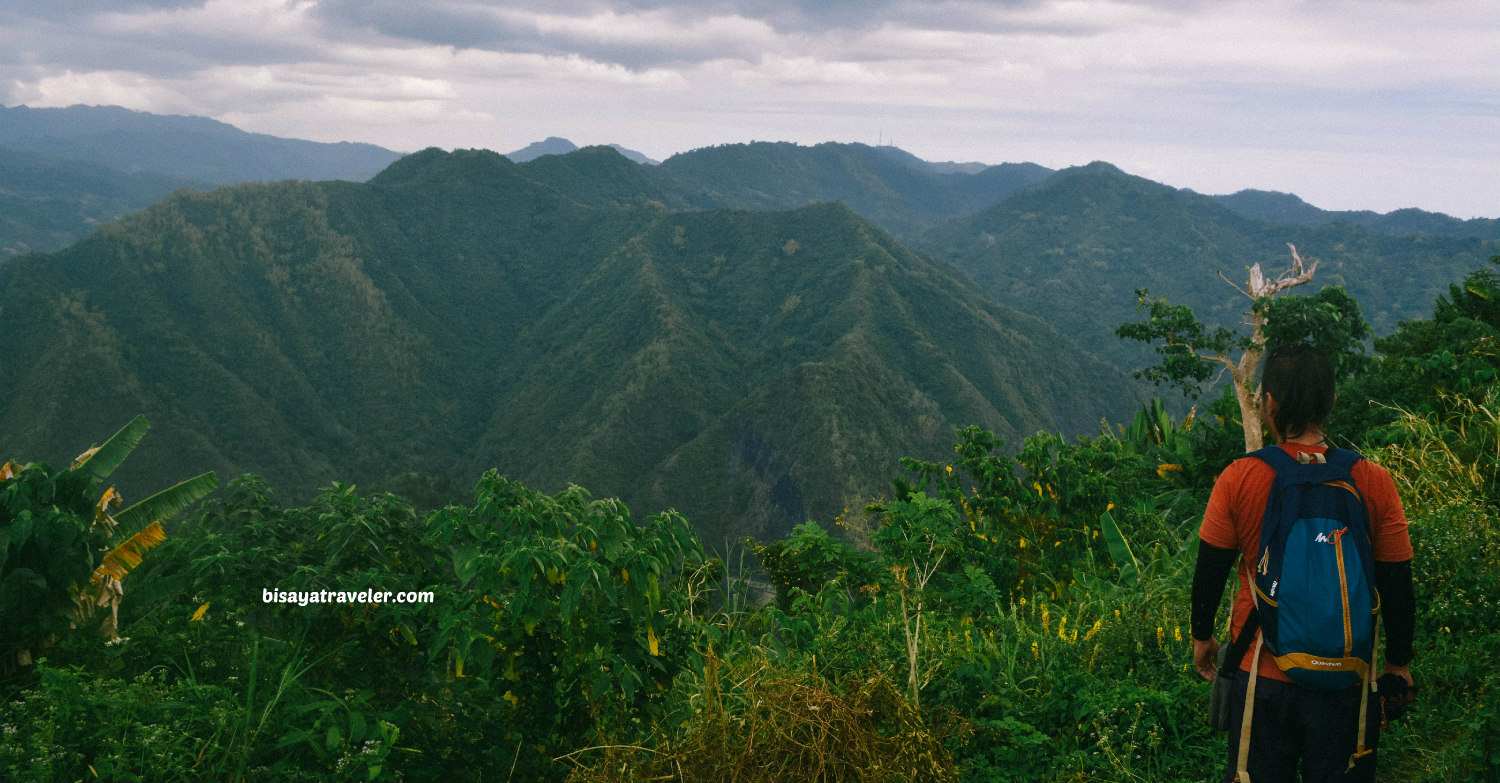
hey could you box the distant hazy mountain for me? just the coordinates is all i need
[0,104,405,256]
[1212,189,1500,239]
[0,104,402,184]
[506,136,660,165]
[506,136,580,161]
[917,162,1499,368]
[607,144,660,166]
[0,145,202,256]
[0,147,1131,543]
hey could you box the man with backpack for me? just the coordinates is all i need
[1189,342,1417,783]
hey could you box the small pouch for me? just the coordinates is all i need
[1376,672,1417,726]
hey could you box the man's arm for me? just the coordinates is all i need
[1191,539,1239,680]
[1375,558,1416,692]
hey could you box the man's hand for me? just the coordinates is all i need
[1381,662,1416,705]
[1193,636,1221,681]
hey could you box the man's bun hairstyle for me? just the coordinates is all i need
[1260,341,1336,441]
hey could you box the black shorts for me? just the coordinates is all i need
[1223,668,1381,783]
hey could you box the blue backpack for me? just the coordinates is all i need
[1248,446,1380,690]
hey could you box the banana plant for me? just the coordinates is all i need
[2,416,217,672]
[1117,398,1202,490]
[1098,508,1140,584]
[67,416,219,639]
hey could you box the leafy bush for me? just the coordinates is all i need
[564,651,961,783]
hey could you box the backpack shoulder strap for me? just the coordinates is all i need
[1247,445,1298,473]
[1323,447,1363,473]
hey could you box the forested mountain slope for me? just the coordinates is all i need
[0,146,202,257]
[656,141,1053,238]
[917,162,1499,365]
[0,104,403,256]
[1213,189,1500,239]
[0,147,1131,542]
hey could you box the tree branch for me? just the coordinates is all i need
[1218,269,1254,301]
[1260,243,1318,297]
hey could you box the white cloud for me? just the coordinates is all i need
[0,0,1493,216]
[8,69,190,113]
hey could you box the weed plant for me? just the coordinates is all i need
[3,386,1498,782]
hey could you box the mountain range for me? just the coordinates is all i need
[0,104,403,257]
[505,136,660,166]
[7,104,1492,258]
[1,105,1495,542]
[0,147,1133,542]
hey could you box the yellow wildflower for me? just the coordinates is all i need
[1031,641,1039,659]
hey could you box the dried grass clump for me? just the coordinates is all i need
[1374,392,1499,509]
[562,651,962,783]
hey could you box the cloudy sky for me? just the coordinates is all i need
[2,0,1495,217]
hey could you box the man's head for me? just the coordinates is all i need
[1260,342,1336,442]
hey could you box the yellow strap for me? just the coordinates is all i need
[1347,614,1381,773]
[1237,632,1264,783]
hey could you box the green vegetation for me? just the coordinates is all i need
[1212,189,1500,240]
[1116,244,1371,450]
[1,415,216,676]
[656,141,1052,238]
[916,162,1498,367]
[4,261,1497,782]
[0,148,1132,546]
[0,145,196,257]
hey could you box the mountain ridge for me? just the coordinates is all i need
[505,136,661,166]
[0,104,402,184]
[1211,188,1500,239]
[0,148,1134,542]
[916,162,1499,368]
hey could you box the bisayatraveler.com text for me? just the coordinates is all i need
[263,588,435,607]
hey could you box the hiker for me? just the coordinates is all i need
[1189,342,1417,783]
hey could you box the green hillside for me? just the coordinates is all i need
[474,202,1128,541]
[917,162,1500,369]
[657,141,1053,238]
[516,145,713,210]
[0,145,202,257]
[0,104,403,258]
[1214,189,1500,239]
[0,148,1131,543]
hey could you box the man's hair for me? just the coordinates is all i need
[1260,342,1336,440]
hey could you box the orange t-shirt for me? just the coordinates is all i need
[1198,442,1412,681]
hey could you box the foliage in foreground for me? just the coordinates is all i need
[1,391,1497,781]
[3,264,1499,782]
